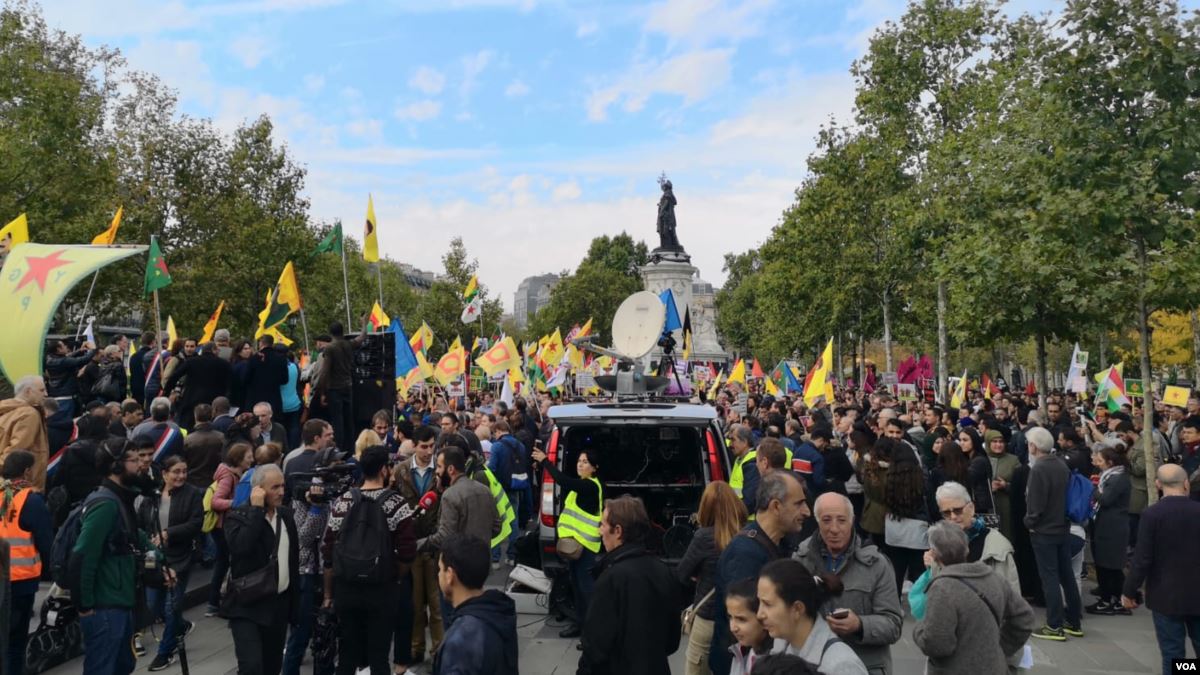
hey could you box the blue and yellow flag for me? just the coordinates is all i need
[0,243,143,382]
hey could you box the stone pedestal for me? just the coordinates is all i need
[639,259,729,366]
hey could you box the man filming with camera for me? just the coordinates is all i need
[322,445,417,674]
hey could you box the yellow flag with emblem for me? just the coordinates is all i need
[0,244,142,381]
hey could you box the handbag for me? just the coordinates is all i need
[221,515,282,611]
[682,588,716,635]
[556,537,583,561]
[884,514,929,549]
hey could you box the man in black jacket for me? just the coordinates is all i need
[130,332,155,406]
[578,495,681,675]
[1024,426,1083,642]
[43,338,96,421]
[164,341,232,431]
[317,323,356,452]
[1121,464,1200,675]
[433,534,517,675]
[244,336,288,418]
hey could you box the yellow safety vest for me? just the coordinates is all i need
[731,448,793,520]
[556,477,603,554]
[483,468,516,549]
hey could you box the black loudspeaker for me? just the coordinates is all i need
[351,333,396,430]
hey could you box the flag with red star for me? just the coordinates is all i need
[0,243,143,382]
[144,235,172,296]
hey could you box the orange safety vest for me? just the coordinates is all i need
[0,487,42,581]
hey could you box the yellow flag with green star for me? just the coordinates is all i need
[0,243,143,382]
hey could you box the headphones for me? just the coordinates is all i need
[102,439,134,477]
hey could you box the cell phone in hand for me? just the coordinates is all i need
[829,608,850,620]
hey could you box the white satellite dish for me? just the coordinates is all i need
[611,291,666,359]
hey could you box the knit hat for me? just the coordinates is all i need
[983,429,1004,446]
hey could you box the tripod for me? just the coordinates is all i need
[654,331,687,394]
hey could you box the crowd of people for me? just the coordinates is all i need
[0,324,1197,675]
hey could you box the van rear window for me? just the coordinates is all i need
[560,424,704,485]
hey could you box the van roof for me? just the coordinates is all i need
[548,402,718,421]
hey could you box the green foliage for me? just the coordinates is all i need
[528,232,648,345]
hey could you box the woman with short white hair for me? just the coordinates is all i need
[930,481,1020,592]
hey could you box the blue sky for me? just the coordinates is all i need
[43,0,1064,310]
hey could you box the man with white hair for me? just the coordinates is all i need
[794,491,903,674]
[1024,426,1083,642]
[0,376,50,489]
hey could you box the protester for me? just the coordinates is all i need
[756,558,867,675]
[47,412,107,520]
[880,444,929,599]
[354,429,382,459]
[251,402,287,448]
[486,420,526,566]
[933,481,1019,590]
[130,332,154,406]
[793,492,902,675]
[183,403,224,490]
[1,450,53,675]
[1087,442,1131,615]
[728,423,761,506]
[230,340,253,412]
[283,447,334,675]
[206,441,254,617]
[322,445,416,675]
[244,335,289,419]
[163,340,232,431]
[43,338,96,419]
[726,577,775,675]
[224,463,299,675]
[911,521,1035,675]
[577,495,681,675]
[282,419,335,492]
[279,349,303,450]
[983,429,1020,542]
[432,534,518,675]
[1121,464,1200,675]
[530,443,602,639]
[856,437,891,548]
[676,481,746,675]
[709,471,810,674]
[74,438,164,675]
[134,397,184,463]
[0,375,50,490]
[316,323,355,451]
[140,455,204,671]
[1024,426,1084,641]
[394,425,443,667]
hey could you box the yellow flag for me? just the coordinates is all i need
[0,214,30,253]
[166,316,178,345]
[200,300,225,343]
[0,244,142,382]
[410,321,434,355]
[949,370,968,408]
[707,371,724,399]
[727,359,746,385]
[415,350,435,379]
[577,317,593,339]
[363,194,379,263]
[434,343,466,386]
[261,325,294,347]
[92,207,123,246]
[257,261,303,338]
[542,328,564,367]
[765,376,779,396]
[803,339,834,406]
[507,364,525,384]
[567,343,584,370]
[478,336,520,376]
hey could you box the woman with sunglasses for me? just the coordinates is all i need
[929,481,1019,592]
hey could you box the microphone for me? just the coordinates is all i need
[414,491,439,517]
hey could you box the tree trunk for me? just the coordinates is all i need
[1036,331,1049,416]
[850,331,858,388]
[1191,309,1200,383]
[836,332,843,387]
[859,330,866,388]
[881,288,893,375]
[1098,332,1107,368]
[1137,237,1158,506]
[937,280,948,401]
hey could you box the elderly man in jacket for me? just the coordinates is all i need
[0,376,50,490]
[794,492,903,675]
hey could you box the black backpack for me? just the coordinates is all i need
[332,488,395,585]
[49,487,134,595]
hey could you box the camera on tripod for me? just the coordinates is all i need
[290,446,357,504]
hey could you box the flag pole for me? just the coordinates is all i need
[75,271,101,340]
[298,307,312,356]
[152,290,163,351]
[339,241,352,329]
[375,263,385,308]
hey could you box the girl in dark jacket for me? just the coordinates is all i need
[139,454,205,669]
[1086,442,1131,615]
[958,427,995,515]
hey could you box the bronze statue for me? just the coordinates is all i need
[656,174,681,250]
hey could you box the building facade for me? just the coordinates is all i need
[513,273,561,330]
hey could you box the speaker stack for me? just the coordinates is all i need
[351,333,396,429]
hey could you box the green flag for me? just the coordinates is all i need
[144,235,171,296]
[313,222,343,257]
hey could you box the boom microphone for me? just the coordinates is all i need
[414,491,439,517]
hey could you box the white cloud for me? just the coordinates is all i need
[229,32,273,68]
[552,180,582,201]
[303,74,326,93]
[344,118,383,140]
[644,0,775,47]
[124,39,215,105]
[394,99,443,122]
[409,66,446,95]
[576,20,598,38]
[586,48,733,121]
[504,79,530,98]
[460,49,495,99]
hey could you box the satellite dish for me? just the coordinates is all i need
[611,291,666,359]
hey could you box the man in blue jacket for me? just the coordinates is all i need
[434,534,517,675]
[487,421,526,565]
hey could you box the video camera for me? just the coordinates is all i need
[290,446,357,504]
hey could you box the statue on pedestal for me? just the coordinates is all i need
[656,173,681,251]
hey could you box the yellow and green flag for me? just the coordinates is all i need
[0,243,142,382]
[200,300,225,343]
[257,261,302,338]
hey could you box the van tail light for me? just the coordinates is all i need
[706,429,725,482]
[540,428,561,527]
